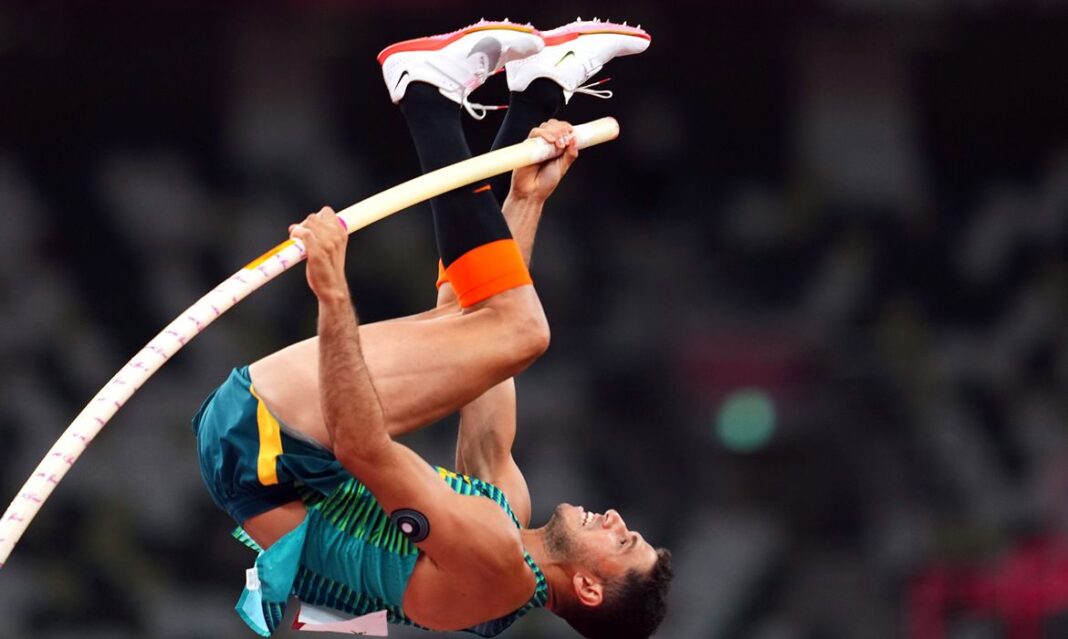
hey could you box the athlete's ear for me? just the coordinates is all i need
[572,571,604,607]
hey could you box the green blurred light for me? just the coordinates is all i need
[715,389,776,452]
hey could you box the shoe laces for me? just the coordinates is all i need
[573,77,613,99]
[461,95,507,120]
[425,58,507,120]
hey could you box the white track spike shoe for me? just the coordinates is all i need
[506,20,651,103]
[378,20,544,119]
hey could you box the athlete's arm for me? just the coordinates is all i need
[454,379,531,525]
[293,208,535,612]
[504,120,579,262]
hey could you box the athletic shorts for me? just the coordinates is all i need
[191,366,349,523]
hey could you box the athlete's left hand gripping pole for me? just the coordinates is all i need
[0,117,620,567]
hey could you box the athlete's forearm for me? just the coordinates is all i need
[317,292,390,460]
[291,206,389,457]
[501,194,545,267]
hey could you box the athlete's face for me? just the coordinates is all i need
[545,503,659,581]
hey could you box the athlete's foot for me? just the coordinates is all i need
[378,20,545,119]
[506,18,651,103]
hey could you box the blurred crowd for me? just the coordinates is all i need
[1,2,1067,638]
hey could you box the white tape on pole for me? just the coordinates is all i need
[0,117,620,567]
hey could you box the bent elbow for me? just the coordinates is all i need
[331,428,390,470]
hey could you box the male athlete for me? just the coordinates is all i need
[192,20,671,639]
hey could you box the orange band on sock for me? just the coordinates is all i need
[444,239,532,308]
[436,260,449,289]
[472,184,492,194]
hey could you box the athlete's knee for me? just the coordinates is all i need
[496,287,550,367]
[515,303,550,364]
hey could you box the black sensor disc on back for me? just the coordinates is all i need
[391,509,430,543]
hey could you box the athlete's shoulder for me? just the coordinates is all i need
[404,536,536,632]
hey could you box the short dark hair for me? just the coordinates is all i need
[560,548,673,639]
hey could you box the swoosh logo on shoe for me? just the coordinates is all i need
[468,37,503,71]
[394,70,410,93]
[555,51,576,67]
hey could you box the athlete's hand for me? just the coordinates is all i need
[509,119,579,203]
[289,207,350,304]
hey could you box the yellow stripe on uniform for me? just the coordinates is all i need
[249,385,282,486]
[437,467,472,484]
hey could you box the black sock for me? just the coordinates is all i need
[488,78,565,203]
[399,82,512,267]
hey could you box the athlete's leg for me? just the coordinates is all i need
[494,18,651,200]
[349,23,646,439]
[249,25,554,445]
[487,78,564,203]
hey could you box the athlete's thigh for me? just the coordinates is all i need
[244,500,307,549]
[360,288,538,435]
[253,286,540,443]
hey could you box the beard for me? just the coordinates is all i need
[544,505,577,560]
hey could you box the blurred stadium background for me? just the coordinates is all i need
[2,1,1068,637]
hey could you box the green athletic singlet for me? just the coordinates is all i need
[234,467,548,637]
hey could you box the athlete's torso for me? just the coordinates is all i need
[235,467,548,637]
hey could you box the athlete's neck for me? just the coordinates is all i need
[519,527,567,613]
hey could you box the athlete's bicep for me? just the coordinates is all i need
[455,379,518,477]
[454,380,531,526]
